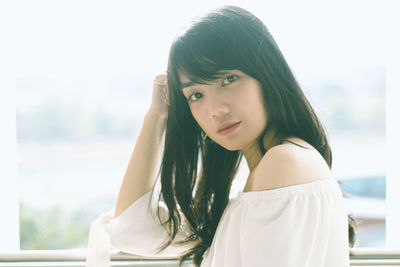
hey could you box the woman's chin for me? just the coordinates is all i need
[218,142,242,151]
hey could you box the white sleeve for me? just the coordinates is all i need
[86,191,195,267]
[239,190,350,267]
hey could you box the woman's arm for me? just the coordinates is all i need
[113,74,168,218]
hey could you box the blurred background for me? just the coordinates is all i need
[0,0,385,249]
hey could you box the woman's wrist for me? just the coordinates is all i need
[143,110,167,142]
[145,109,168,128]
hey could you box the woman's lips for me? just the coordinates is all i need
[218,122,241,136]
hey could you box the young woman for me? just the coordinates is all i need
[87,5,356,267]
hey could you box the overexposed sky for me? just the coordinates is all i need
[0,0,386,81]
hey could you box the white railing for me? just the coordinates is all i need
[1,249,400,267]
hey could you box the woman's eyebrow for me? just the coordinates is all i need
[181,71,233,91]
[181,81,198,91]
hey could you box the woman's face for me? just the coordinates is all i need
[179,69,268,151]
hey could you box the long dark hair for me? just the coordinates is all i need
[150,5,357,266]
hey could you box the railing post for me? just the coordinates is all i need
[386,9,400,249]
[0,72,20,250]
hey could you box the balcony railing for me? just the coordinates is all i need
[0,248,400,267]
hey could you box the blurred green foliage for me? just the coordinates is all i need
[19,198,114,249]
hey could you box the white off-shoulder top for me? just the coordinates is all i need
[86,178,350,267]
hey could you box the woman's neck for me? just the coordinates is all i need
[241,128,283,172]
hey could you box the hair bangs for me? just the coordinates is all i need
[170,34,240,87]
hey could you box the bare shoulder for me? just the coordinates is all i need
[247,138,332,192]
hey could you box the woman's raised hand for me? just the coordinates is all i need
[148,73,169,118]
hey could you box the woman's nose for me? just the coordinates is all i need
[207,92,230,118]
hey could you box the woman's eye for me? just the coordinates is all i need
[186,75,238,103]
[187,92,203,103]
[222,75,238,86]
